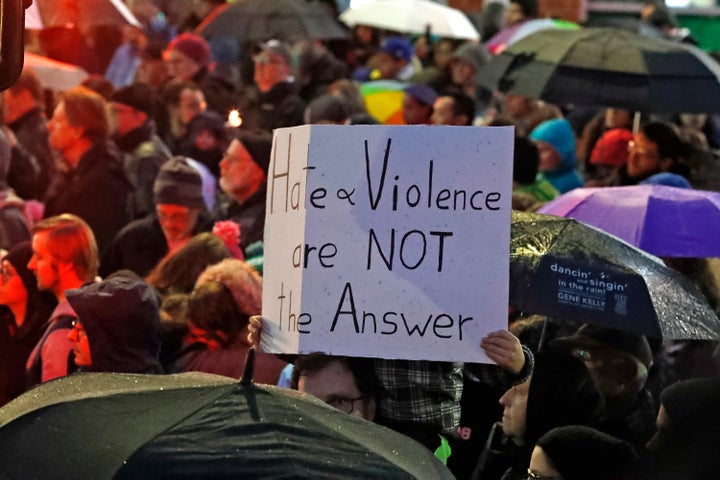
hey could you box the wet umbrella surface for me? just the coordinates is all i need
[510,211,720,339]
[0,371,453,479]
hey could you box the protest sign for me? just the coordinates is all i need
[261,125,513,362]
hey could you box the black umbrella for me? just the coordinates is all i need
[480,27,720,113]
[0,364,453,479]
[510,210,720,339]
[197,0,348,43]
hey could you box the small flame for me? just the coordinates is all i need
[228,109,242,128]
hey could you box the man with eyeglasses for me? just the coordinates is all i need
[624,121,691,185]
[291,352,378,422]
[101,157,210,278]
[235,39,305,133]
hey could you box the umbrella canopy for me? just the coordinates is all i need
[197,0,348,43]
[360,79,405,124]
[486,18,579,55]
[510,210,720,339]
[537,184,720,258]
[340,0,479,40]
[480,27,720,113]
[23,51,88,91]
[0,372,453,479]
[25,0,142,30]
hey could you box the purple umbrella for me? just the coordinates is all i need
[538,184,720,257]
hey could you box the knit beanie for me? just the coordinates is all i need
[237,130,273,174]
[153,156,206,209]
[590,128,633,167]
[524,352,604,447]
[167,33,212,67]
[660,377,720,441]
[110,82,157,118]
[530,119,577,171]
[536,426,638,479]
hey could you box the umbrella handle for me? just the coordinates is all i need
[241,347,256,385]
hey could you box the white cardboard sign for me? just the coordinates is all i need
[261,125,513,362]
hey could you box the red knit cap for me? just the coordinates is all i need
[590,128,633,167]
[166,33,212,67]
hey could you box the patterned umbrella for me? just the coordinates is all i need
[360,79,406,124]
[480,27,720,113]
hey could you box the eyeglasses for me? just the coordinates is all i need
[527,469,556,480]
[70,319,87,339]
[326,395,365,414]
[627,140,659,159]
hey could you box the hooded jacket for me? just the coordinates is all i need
[66,276,162,374]
[530,119,585,194]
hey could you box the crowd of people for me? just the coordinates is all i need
[0,0,719,478]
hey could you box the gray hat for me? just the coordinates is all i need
[153,156,206,209]
[258,39,292,65]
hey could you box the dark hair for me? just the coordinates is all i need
[641,121,686,161]
[444,91,476,125]
[511,0,538,18]
[291,352,379,401]
[513,136,540,185]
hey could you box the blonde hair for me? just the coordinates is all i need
[34,214,99,282]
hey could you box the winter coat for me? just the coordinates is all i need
[44,141,132,256]
[236,81,305,133]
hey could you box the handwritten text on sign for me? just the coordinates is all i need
[261,125,513,362]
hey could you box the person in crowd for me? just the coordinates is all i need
[577,108,634,176]
[512,135,559,204]
[585,128,633,187]
[303,93,350,125]
[643,377,720,479]
[43,86,132,256]
[104,24,148,89]
[402,84,437,125]
[110,82,172,221]
[529,118,584,194]
[236,39,305,133]
[172,259,286,383]
[624,121,691,185]
[101,157,210,278]
[471,352,604,480]
[160,81,207,152]
[431,91,476,126]
[145,231,230,299]
[25,214,98,387]
[66,275,163,374]
[0,129,32,250]
[213,130,271,251]
[135,41,172,92]
[174,110,229,178]
[550,325,657,450]
[445,43,495,119]
[326,79,368,118]
[292,353,379,422]
[530,426,639,480]
[163,32,237,116]
[0,241,56,405]
[369,36,416,81]
[295,41,348,104]
[2,68,56,200]
[495,94,561,137]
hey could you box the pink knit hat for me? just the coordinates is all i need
[166,33,212,67]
